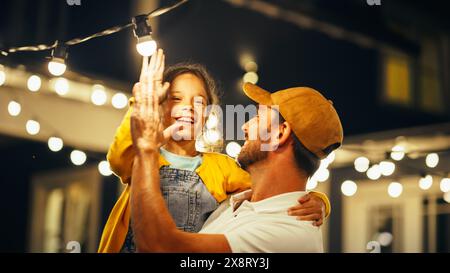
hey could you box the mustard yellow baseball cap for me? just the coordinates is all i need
[242,83,343,159]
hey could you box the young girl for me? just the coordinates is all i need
[98,49,330,253]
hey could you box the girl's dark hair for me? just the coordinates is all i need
[163,62,220,105]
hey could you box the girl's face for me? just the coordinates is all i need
[162,73,209,141]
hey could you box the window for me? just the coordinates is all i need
[368,205,403,253]
[382,37,447,115]
[383,51,413,106]
[418,38,444,113]
[29,166,102,253]
[423,195,450,253]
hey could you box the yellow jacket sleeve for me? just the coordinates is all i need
[309,191,331,218]
[222,155,252,194]
[107,101,135,184]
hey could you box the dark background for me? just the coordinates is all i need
[0,0,449,252]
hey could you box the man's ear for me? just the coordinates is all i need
[277,121,292,147]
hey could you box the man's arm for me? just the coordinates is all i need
[130,49,231,253]
[130,152,231,253]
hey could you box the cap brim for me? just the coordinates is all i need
[242,83,273,105]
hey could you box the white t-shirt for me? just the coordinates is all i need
[199,190,323,253]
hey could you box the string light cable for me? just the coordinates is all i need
[0,0,189,58]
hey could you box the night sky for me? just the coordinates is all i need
[1,0,448,136]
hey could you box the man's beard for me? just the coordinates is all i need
[237,140,268,171]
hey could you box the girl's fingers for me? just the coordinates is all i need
[298,194,310,204]
[163,122,183,142]
[313,219,323,227]
[288,203,315,213]
[287,204,303,212]
[162,81,170,92]
[158,82,170,103]
[288,207,318,217]
[297,214,322,222]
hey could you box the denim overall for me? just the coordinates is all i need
[121,166,219,252]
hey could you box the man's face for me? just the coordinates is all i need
[237,105,281,170]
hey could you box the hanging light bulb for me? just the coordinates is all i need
[54,77,70,95]
[377,232,393,247]
[195,138,207,153]
[440,178,450,193]
[226,142,241,158]
[326,151,336,164]
[419,175,433,190]
[379,160,396,176]
[98,160,113,176]
[206,114,219,129]
[444,192,450,204]
[111,92,128,109]
[388,182,403,198]
[239,53,257,72]
[306,178,318,190]
[7,100,21,116]
[91,84,107,106]
[48,41,68,76]
[244,61,258,72]
[425,153,439,168]
[26,120,40,135]
[243,71,259,84]
[0,65,5,86]
[367,164,381,180]
[48,137,64,152]
[390,145,405,161]
[27,75,41,92]
[354,156,370,173]
[315,168,330,182]
[133,15,157,57]
[341,180,357,196]
[70,150,87,166]
[204,129,220,144]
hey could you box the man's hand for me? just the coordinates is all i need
[132,47,171,105]
[131,49,166,154]
[130,49,181,154]
[287,193,325,227]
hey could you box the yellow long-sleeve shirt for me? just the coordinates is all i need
[98,105,331,253]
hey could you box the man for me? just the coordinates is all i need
[130,65,343,252]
